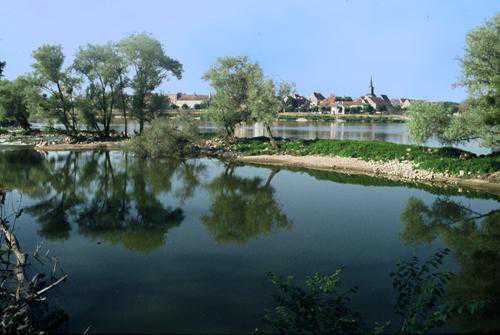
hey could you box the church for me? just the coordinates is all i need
[358,77,393,112]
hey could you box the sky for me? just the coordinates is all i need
[1,0,499,102]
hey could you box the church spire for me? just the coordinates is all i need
[369,76,375,96]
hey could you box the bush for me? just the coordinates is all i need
[129,115,199,158]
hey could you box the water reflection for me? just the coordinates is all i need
[0,150,207,252]
[202,166,291,243]
[400,197,500,332]
[0,149,292,250]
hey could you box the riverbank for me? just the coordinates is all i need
[211,137,500,194]
[237,154,500,195]
[2,131,498,194]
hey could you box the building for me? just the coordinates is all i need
[167,92,210,108]
[358,77,393,112]
[308,92,326,106]
[319,95,338,108]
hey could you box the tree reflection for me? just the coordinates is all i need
[400,197,500,332]
[0,149,207,253]
[202,165,291,244]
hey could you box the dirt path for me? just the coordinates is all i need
[237,155,500,195]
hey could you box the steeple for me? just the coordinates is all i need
[368,76,375,96]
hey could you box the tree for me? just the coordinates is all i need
[31,45,80,133]
[0,76,39,129]
[408,14,499,149]
[73,43,126,136]
[203,56,264,138]
[249,80,294,148]
[119,33,183,133]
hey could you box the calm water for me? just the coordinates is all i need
[0,148,498,333]
[30,119,489,155]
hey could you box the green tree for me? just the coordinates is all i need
[408,14,499,149]
[250,80,294,148]
[119,33,183,133]
[73,43,126,136]
[203,56,264,138]
[129,114,199,159]
[31,44,80,133]
[0,76,39,129]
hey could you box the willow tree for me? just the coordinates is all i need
[119,33,183,133]
[203,56,264,138]
[31,45,80,133]
[408,14,499,149]
[73,43,126,136]
[249,80,294,148]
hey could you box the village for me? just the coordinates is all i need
[163,77,421,115]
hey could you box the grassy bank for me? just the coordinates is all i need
[227,138,499,177]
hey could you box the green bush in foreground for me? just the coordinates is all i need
[129,115,199,159]
[230,138,500,176]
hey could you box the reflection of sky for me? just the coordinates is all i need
[3,151,498,333]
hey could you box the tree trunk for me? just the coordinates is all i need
[265,123,278,149]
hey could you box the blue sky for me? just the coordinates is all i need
[1,0,498,101]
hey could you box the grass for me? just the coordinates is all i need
[227,137,500,176]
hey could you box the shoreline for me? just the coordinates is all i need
[236,154,500,196]
[2,140,499,195]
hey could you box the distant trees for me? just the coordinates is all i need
[119,33,183,134]
[408,14,499,149]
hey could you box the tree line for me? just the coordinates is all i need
[0,33,182,136]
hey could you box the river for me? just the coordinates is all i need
[0,148,498,333]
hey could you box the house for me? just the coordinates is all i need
[308,92,325,106]
[167,92,210,108]
[319,95,338,107]
[331,100,365,115]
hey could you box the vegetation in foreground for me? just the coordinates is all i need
[227,137,499,176]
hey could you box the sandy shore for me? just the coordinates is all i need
[237,154,500,195]
[34,141,128,151]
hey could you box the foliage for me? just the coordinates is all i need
[390,249,454,334]
[31,44,81,133]
[263,269,363,334]
[129,115,199,158]
[0,76,40,129]
[119,33,183,133]
[408,14,500,149]
[73,42,126,135]
[229,138,499,175]
[203,56,264,137]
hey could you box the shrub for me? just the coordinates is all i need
[129,115,199,158]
